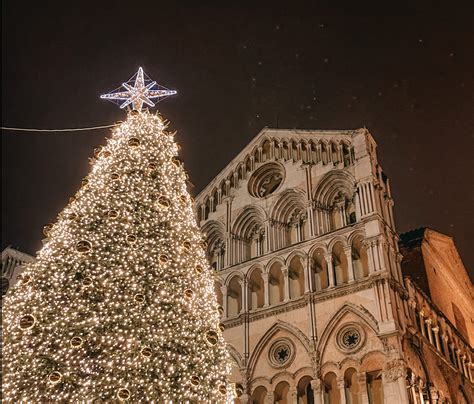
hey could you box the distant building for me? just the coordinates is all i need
[195,127,473,403]
[1,246,34,297]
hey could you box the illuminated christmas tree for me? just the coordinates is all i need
[2,68,234,402]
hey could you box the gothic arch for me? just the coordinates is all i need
[308,242,329,256]
[245,262,265,279]
[224,271,243,287]
[232,205,267,239]
[201,220,225,252]
[317,303,379,356]
[250,377,272,395]
[265,256,285,273]
[270,370,296,387]
[270,189,307,224]
[284,250,307,267]
[227,343,244,368]
[313,170,356,208]
[327,235,349,251]
[248,320,311,378]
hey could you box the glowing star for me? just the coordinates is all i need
[101,67,176,111]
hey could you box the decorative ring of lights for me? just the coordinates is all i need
[248,163,285,198]
[268,338,295,368]
[336,323,365,353]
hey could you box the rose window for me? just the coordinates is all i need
[268,339,295,368]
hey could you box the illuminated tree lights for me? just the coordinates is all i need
[2,110,234,402]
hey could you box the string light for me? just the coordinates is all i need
[2,109,235,402]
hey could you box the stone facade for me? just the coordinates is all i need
[195,128,474,403]
[1,246,34,297]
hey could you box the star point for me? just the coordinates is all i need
[101,67,176,111]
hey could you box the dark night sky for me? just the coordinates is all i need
[2,2,473,279]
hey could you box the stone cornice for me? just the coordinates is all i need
[223,275,383,329]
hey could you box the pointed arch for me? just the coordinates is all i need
[226,343,243,368]
[202,220,226,270]
[248,320,311,378]
[317,303,379,355]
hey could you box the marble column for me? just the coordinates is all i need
[324,253,335,287]
[310,379,323,404]
[220,285,228,318]
[336,377,347,404]
[357,372,369,404]
[432,326,441,351]
[262,272,270,307]
[282,265,291,302]
[344,245,355,282]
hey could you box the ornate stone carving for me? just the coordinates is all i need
[383,359,406,382]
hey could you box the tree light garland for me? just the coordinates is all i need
[2,86,234,401]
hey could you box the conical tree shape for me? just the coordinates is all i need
[2,110,233,402]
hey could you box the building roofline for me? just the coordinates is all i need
[196,126,367,200]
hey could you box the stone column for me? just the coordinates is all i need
[357,372,369,404]
[239,278,248,314]
[301,257,310,293]
[200,203,206,222]
[310,380,323,404]
[419,311,426,337]
[324,253,335,287]
[282,265,291,302]
[425,318,433,345]
[220,285,228,318]
[344,246,355,282]
[336,377,347,404]
[262,272,270,307]
[456,349,462,371]
[461,355,468,378]
[432,326,441,351]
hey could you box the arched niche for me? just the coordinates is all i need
[274,380,291,404]
[268,261,285,305]
[352,236,369,279]
[227,275,242,317]
[311,247,328,291]
[288,255,305,299]
[323,372,340,404]
[332,241,349,285]
[249,267,265,310]
[251,385,268,403]
[344,367,361,404]
[297,375,314,404]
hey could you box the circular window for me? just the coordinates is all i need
[336,323,365,353]
[248,163,285,198]
[268,339,295,368]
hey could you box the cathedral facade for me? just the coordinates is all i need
[194,128,473,403]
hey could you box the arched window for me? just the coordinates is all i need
[367,370,383,404]
[227,276,242,317]
[297,376,314,403]
[249,268,265,310]
[274,381,290,403]
[332,242,349,285]
[268,262,284,305]
[251,386,268,403]
[311,248,328,291]
[323,372,340,403]
[344,368,361,404]
[352,237,369,279]
[288,256,305,299]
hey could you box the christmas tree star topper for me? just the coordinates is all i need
[100,67,177,111]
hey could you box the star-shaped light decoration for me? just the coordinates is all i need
[101,67,176,111]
